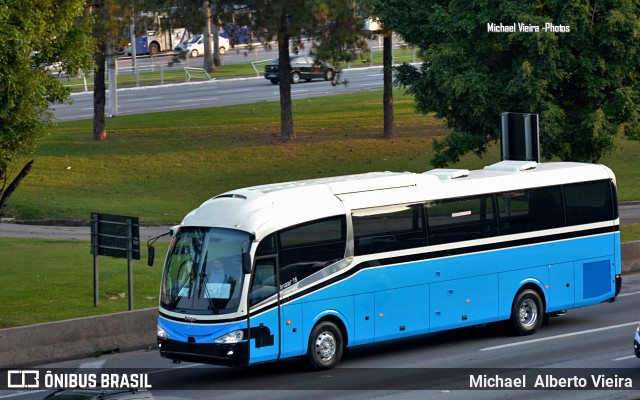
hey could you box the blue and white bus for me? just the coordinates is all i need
[154,160,621,369]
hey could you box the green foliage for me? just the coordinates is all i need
[381,0,640,167]
[0,0,93,201]
[250,0,367,69]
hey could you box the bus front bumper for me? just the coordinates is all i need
[158,338,249,367]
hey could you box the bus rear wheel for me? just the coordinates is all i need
[510,289,544,335]
[306,321,343,370]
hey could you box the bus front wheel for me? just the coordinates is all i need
[306,321,343,370]
[510,289,544,335]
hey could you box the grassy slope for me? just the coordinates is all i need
[6,89,639,224]
[6,90,449,224]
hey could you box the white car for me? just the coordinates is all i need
[176,34,229,58]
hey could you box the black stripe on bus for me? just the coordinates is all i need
[281,225,619,305]
[158,311,246,325]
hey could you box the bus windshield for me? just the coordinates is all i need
[161,227,248,315]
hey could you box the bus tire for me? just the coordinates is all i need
[510,289,544,335]
[306,321,343,370]
[149,42,160,56]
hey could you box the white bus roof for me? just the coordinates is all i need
[180,161,615,240]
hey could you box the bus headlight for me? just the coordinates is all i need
[157,325,170,340]
[214,330,244,344]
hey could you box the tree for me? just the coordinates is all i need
[0,0,94,215]
[361,1,397,139]
[381,0,640,167]
[251,0,367,140]
[89,0,133,141]
[381,30,397,139]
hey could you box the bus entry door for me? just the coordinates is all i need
[248,257,280,364]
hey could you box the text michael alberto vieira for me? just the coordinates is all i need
[487,22,570,33]
[470,374,633,389]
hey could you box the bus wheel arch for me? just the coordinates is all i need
[305,316,347,370]
[510,285,545,336]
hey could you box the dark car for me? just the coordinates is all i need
[635,323,640,358]
[264,55,334,85]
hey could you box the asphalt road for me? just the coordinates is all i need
[53,66,387,121]
[0,222,171,242]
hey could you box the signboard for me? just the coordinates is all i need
[90,213,140,260]
[90,212,140,310]
[500,112,540,162]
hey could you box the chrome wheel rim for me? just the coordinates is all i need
[519,298,538,327]
[315,331,336,361]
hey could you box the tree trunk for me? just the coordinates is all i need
[278,11,295,140]
[212,0,221,67]
[383,31,397,138]
[93,46,107,141]
[0,160,34,215]
[203,1,216,73]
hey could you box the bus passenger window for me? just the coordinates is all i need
[564,180,614,225]
[278,216,346,290]
[497,186,563,234]
[353,204,426,256]
[426,195,497,245]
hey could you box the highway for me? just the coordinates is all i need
[53,66,386,121]
[2,273,639,400]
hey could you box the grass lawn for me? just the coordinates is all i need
[0,238,167,329]
[5,89,640,224]
[1,88,639,328]
[5,90,451,224]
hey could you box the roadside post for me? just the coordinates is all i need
[90,213,140,310]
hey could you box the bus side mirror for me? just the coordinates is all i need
[148,245,155,267]
[242,253,252,274]
[146,230,171,267]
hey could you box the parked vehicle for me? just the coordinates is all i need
[264,55,334,84]
[175,34,230,58]
[124,28,188,56]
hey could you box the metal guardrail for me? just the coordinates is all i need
[251,59,272,77]
[184,67,212,82]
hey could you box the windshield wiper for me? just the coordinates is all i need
[198,272,220,314]
[167,272,192,311]
[197,254,220,314]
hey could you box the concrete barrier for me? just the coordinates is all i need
[622,240,640,274]
[0,308,157,369]
[0,241,638,369]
